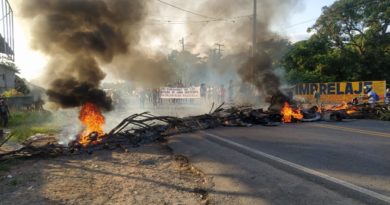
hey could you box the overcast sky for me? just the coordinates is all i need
[11,0,335,81]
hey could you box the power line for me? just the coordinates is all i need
[146,14,252,25]
[284,18,318,29]
[157,0,217,20]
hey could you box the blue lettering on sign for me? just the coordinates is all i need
[336,83,344,94]
[298,84,310,95]
[295,81,380,96]
[345,82,353,94]
[328,83,335,94]
[354,82,363,94]
[320,83,327,94]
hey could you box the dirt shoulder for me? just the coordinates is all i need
[0,143,209,205]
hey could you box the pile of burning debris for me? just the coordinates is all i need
[1,101,389,161]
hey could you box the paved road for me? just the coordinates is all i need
[168,119,390,205]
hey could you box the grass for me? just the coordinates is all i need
[0,112,60,180]
[5,111,60,143]
[9,111,53,127]
[8,126,59,143]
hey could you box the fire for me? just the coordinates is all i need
[280,102,303,123]
[331,101,348,110]
[346,110,357,115]
[79,102,106,146]
[323,101,359,115]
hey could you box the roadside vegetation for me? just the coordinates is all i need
[282,0,390,84]
[7,111,59,143]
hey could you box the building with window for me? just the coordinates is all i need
[0,0,14,93]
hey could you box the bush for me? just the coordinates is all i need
[9,111,52,127]
[6,111,59,143]
[2,89,23,97]
[9,126,58,143]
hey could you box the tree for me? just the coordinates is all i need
[282,35,341,83]
[15,75,31,95]
[283,0,390,83]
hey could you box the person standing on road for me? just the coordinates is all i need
[139,89,146,108]
[219,84,225,103]
[0,98,10,128]
[313,87,321,106]
[228,80,234,103]
[385,88,390,105]
[363,85,379,108]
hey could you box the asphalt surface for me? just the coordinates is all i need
[168,119,390,205]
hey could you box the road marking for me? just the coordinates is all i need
[200,131,390,204]
[309,123,390,138]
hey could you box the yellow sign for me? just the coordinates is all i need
[293,81,386,103]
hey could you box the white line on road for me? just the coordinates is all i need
[200,131,390,204]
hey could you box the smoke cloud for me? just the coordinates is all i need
[18,0,176,110]
[17,0,303,109]
[182,0,301,98]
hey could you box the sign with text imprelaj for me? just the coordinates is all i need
[293,81,386,103]
[160,87,201,99]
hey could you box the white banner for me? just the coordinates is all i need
[160,87,201,99]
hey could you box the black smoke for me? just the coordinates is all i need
[19,0,146,111]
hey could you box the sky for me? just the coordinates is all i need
[10,0,335,81]
[280,0,336,41]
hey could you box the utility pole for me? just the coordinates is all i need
[215,43,224,57]
[252,0,258,92]
[252,0,257,57]
[179,37,185,52]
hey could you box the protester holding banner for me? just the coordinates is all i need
[160,86,201,99]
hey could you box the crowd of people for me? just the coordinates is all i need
[136,83,234,108]
[106,81,390,111]
[105,80,236,110]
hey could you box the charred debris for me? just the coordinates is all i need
[1,100,389,161]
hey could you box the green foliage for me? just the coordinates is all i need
[377,109,390,121]
[8,126,58,143]
[8,111,52,127]
[8,111,59,143]
[283,0,390,83]
[14,76,30,95]
[2,89,24,97]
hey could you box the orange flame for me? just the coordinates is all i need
[346,110,357,115]
[79,102,106,146]
[324,102,359,115]
[281,102,303,123]
[331,101,348,111]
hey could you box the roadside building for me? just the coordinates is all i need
[0,57,17,93]
[0,0,15,93]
